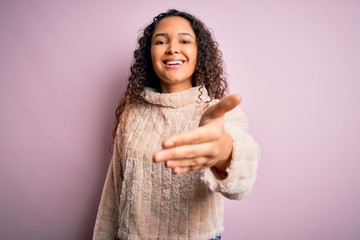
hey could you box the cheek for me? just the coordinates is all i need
[193,51,198,64]
[150,49,156,63]
[150,47,160,65]
[190,50,198,68]
[188,48,198,64]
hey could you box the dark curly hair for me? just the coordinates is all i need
[112,9,228,140]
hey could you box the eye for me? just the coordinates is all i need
[154,40,167,45]
[180,40,191,44]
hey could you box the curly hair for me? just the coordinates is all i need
[112,9,228,140]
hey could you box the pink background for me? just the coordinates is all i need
[1,1,359,239]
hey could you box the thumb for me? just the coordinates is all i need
[202,94,242,119]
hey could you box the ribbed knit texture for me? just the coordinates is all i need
[93,86,260,240]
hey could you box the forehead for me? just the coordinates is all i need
[153,16,195,34]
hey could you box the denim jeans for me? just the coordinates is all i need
[211,235,222,240]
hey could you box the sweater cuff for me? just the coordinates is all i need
[201,128,260,200]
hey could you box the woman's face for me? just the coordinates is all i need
[151,16,197,93]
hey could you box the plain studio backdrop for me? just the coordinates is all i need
[0,1,359,239]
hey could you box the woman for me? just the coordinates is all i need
[93,9,260,240]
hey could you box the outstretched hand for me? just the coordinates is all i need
[153,94,242,177]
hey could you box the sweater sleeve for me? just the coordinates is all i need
[93,135,123,240]
[201,107,260,200]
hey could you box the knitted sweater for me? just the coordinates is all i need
[93,87,260,240]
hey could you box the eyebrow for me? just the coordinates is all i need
[152,32,194,39]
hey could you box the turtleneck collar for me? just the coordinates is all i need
[143,86,210,108]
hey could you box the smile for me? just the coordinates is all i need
[163,60,184,66]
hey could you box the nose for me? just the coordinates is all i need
[166,42,179,54]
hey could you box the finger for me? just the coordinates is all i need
[173,167,189,175]
[162,125,222,148]
[173,164,206,175]
[166,157,209,168]
[202,94,241,119]
[153,142,217,162]
[162,95,240,148]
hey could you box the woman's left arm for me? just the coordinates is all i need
[202,103,260,200]
[153,95,260,200]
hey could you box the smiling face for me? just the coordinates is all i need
[151,16,198,93]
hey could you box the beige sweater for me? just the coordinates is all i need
[93,87,260,240]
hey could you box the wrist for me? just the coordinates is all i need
[212,132,233,179]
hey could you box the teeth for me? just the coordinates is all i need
[166,61,183,66]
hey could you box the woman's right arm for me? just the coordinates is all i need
[92,135,123,240]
